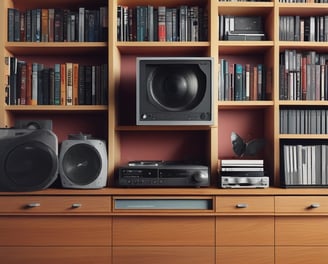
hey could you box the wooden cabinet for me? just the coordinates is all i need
[275,196,328,264]
[216,196,274,264]
[0,195,112,264]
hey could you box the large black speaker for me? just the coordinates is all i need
[0,129,58,192]
[137,57,214,125]
[59,138,107,189]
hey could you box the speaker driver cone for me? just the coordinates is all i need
[147,65,206,111]
[5,141,57,190]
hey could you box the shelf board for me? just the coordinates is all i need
[116,125,213,131]
[5,105,108,113]
[218,2,274,15]
[5,42,108,56]
[279,41,328,52]
[279,100,328,106]
[218,41,274,54]
[278,3,328,16]
[280,134,328,139]
[116,41,210,55]
[218,100,274,109]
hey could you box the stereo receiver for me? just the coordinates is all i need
[116,161,209,188]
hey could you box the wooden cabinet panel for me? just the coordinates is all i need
[0,216,111,246]
[276,216,328,245]
[0,247,111,264]
[216,216,274,245]
[113,246,215,264]
[0,196,111,213]
[276,246,328,264]
[216,196,274,213]
[275,196,328,214]
[217,246,274,264]
[113,216,215,246]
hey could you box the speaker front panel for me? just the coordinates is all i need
[59,140,107,189]
[0,129,58,192]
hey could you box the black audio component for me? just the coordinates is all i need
[116,161,209,187]
[15,119,53,130]
[59,138,107,189]
[136,57,214,125]
[0,129,58,192]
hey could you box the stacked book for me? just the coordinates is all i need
[219,159,269,188]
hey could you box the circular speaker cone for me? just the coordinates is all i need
[62,143,101,186]
[4,141,58,191]
[147,65,206,111]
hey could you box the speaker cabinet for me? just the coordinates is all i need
[0,129,58,192]
[137,57,214,125]
[59,139,107,189]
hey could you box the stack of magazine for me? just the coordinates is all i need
[219,159,269,188]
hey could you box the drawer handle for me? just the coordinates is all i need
[236,203,248,209]
[26,202,41,208]
[71,203,82,209]
[308,203,320,209]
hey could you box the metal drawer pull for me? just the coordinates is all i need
[26,203,41,208]
[308,203,320,209]
[236,203,248,209]
[71,203,82,209]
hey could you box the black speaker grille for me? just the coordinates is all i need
[4,141,58,191]
[147,65,206,111]
[62,143,101,185]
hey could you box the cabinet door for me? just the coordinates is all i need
[113,246,215,264]
[113,216,215,264]
[113,216,215,246]
[276,246,328,264]
[0,247,111,264]
[0,216,111,246]
[0,216,111,264]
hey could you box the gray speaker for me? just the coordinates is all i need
[59,139,107,189]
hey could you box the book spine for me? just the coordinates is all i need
[66,62,73,105]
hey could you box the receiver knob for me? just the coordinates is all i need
[192,171,208,183]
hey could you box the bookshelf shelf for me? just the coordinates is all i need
[116,42,210,55]
[218,101,274,110]
[5,42,108,55]
[4,105,108,112]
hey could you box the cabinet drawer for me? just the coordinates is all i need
[217,246,274,264]
[0,216,111,246]
[216,216,274,245]
[276,246,328,264]
[275,196,328,214]
[113,246,215,264]
[0,196,111,213]
[216,196,274,213]
[113,216,215,246]
[276,216,328,245]
[0,247,111,264]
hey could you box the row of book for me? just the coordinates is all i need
[5,57,108,106]
[8,7,108,42]
[117,5,208,42]
[282,144,328,187]
[218,59,270,101]
[280,16,328,42]
[279,50,328,100]
[280,109,328,134]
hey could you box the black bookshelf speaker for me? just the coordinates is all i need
[136,57,214,125]
[0,129,58,192]
[59,139,107,189]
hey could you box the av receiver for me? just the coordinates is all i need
[116,161,209,187]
